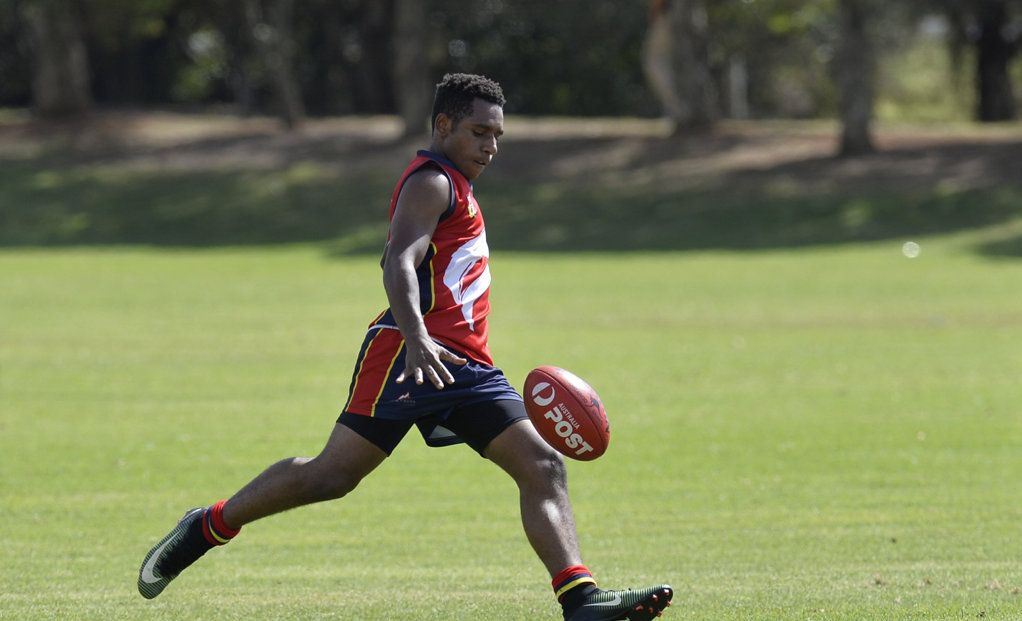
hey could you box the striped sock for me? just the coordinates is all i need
[552,564,598,617]
[200,499,241,546]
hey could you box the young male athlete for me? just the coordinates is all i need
[137,73,673,621]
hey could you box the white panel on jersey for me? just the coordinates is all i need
[443,231,491,332]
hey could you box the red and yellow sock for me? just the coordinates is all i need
[200,499,241,546]
[552,564,598,604]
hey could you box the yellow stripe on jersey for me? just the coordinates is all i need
[425,242,437,316]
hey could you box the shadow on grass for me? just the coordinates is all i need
[0,156,393,248]
[2,140,1021,255]
[480,182,1022,253]
[975,232,1022,258]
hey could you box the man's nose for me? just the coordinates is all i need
[483,136,497,155]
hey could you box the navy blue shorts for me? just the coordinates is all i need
[338,398,527,456]
[338,335,526,455]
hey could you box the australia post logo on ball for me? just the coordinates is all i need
[531,381,595,458]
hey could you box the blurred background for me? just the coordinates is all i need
[3,0,1021,135]
[2,0,1021,249]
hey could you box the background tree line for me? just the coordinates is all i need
[1,0,1020,150]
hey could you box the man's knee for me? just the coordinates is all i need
[487,421,570,490]
[302,422,388,502]
[518,447,569,491]
[300,457,365,501]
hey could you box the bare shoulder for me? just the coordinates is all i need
[396,167,452,220]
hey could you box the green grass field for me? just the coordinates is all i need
[2,226,1021,619]
[2,113,1021,619]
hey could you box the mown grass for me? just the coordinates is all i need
[2,225,1021,619]
[2,114,1020,618]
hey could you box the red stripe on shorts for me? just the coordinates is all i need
[344,328,404,416]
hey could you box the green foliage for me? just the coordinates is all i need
[877,35,974,122]
[708,0,843,117]
[170,28,228,103]
[429,0,652,116]
[0,0,33,106]
[4,0,1021,119]
[82,0,177,50]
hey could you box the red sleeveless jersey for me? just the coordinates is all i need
[369,150,493,365]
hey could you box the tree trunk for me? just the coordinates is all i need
[354,0,393,113]
[833,0,875,157]
[642,0,686,125]
[667,0,717,131]
[214,2,257,117]
[975,0,1016,122]
[23,0,91,118]
[727,55,750,120]
[245,0,305,130]
[393,0,431,137]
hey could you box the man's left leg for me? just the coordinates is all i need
[482,418,584,574]
[451,401,673,621]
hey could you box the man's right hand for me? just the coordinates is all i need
[396,337,468,389]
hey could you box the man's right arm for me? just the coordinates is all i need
[382,169,467,389]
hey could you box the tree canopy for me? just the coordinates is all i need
[2,0,1020,127]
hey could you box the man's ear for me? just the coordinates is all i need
[435,113,452,137]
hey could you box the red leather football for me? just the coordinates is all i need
[523,366,610,461]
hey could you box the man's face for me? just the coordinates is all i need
[434,98,504,180]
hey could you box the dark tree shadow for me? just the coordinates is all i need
[974,232,1022,258]
[0,155,392,248]
[2,119,1020,256]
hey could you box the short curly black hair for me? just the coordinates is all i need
[431,73,506,132]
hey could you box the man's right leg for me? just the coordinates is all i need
[223,421,389,527]
[138,420,399,599]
